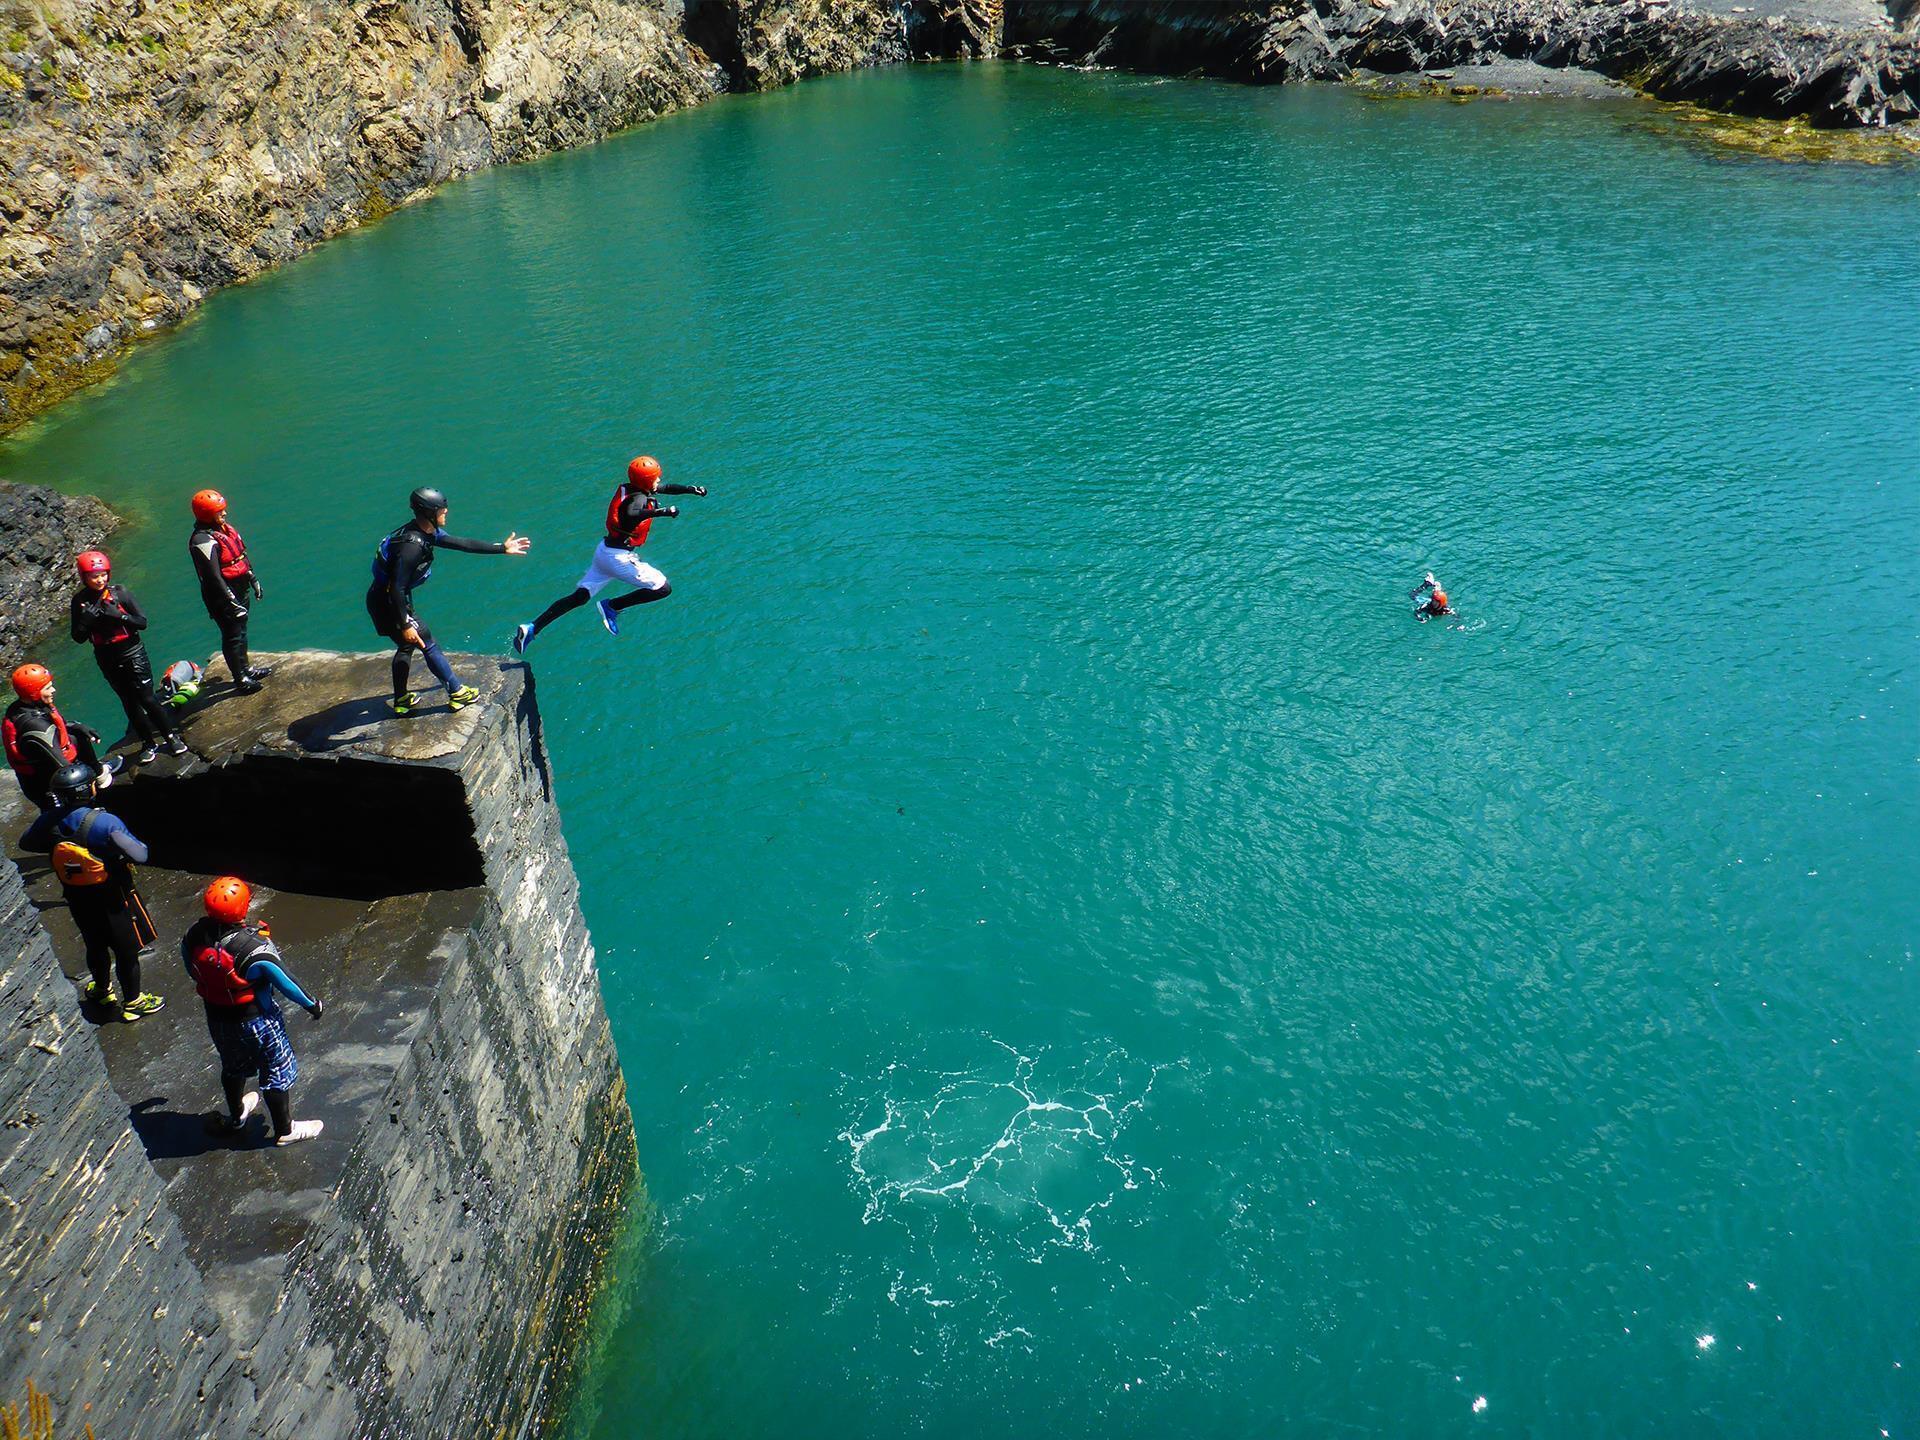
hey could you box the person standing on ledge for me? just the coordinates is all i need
[188,489,272,695]
[184,877,325,1146]
[1410,572,1456,621]
[69,549,189,764]
[512,455,705,652]
[5,663,121,851]
[46,762,164,1021]
[367,487,530,716]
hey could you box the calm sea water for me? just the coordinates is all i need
[4,65,1917,1439]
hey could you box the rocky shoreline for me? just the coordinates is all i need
[0,480,116,654]
[1,0,1912,438]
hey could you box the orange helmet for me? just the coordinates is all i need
[627,455,662,490]
[75,550,110,576]
[1431,589,1449,610]
[191,489,228,523]
[203,877,252,923]
[10,663,52,702]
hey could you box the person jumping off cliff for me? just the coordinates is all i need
[184,877,325,1146]
[1410,572,1456,621]
[188,489,272,694]
[511,455,706,652]
[367,487,530,716]
[69,550,189,764]
[5,663,121,852]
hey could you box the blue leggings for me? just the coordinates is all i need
[391,622,459,697]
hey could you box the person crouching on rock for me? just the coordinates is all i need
[69,549,189,764]
[1410,572,1456,621]
[512,455,705,652]
[45,762,165,1022]
[188,488,273,695]
[5,662,122,851]
[367,487,530,716]
[185,877,325,1146]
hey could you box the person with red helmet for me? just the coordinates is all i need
[69,550,187,763]
[188,489,272,695]
[182,877,325,1145]
[4,662,122,850]
[1410,572,1457,621]
[511,454,707,652]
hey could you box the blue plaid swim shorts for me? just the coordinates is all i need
[207,1010,298,1091]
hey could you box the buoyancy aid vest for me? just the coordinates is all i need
[82,587,135,647]
[2,701,76,778]
[189,924,260,1007]
[213,524,251,580]
[605,485,652,551]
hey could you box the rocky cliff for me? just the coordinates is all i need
[0,480,116,656]
[0,652,635,1438]
[2,0,1913,436]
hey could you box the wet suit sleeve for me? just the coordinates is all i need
[13,713,63,774]
[70,593,89,644]
[387,531,423,623]
[190,531,243,613]
[430,532,508,555]
[85,812,149,865]
[108,588,148,632]
[242,955,319,1012]
[656,483,703,496]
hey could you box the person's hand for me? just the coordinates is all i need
[1424,572,1436,586]
[401,624,422,647]
[690,486,707,497]
[253,580,265,600]
[503,532,531,555]
[309,999,325,1020]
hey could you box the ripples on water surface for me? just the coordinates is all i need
[3,65,1916,1439]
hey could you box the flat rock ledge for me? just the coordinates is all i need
[0,651,637,1439]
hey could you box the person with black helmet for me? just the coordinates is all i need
[189,488,272,694]
[69,549,188,764]
[45,762,164,1022]
[366,488,529,716]
[5,663,121,851]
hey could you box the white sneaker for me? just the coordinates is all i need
[596,600,620,636]
[223,1091,261,1132]
[275,1118,324,1147]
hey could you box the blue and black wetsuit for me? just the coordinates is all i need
[52,805,149,1003]
[366,521,504,699]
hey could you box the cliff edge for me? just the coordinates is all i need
[0,651,635,1439]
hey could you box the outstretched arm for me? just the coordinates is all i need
[656,483,706,497]
[431,532,509,555]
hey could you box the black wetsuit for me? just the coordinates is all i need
[189,520,259,682]
[70,585,179,745]
[366,521,504,697]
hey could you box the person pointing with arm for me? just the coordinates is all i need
[366,487,530,716]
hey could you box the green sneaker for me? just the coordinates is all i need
[84,981,115,1008]
[121,992,166,1021]
[447,684,480,711]
[389,691,418,717]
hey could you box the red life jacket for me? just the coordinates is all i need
[83,585,134,646]
[213,523,251,580]
[605,484,652,551]
[2,702,76,778]
[189,925,259,1007]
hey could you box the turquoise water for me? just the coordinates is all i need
[4,65,1918,1438]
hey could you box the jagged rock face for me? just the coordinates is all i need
[1005,0,1918,125]
[685,0,915,89]
[0,0,721,430]
[0,481,116,659]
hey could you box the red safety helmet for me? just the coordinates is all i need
[191,489,227,523]
[10,663,52,702]
[75,550,111,576]
[627,455,663,490]
[203,876,252,924]
[1431,589,1449,610]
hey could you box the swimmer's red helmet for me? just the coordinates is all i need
[627,455,662,491]
[191,489,227,523]
[1432,588,1448,609]
[75,550,111,577]
[204,876,252,923]
[10,663,52,702]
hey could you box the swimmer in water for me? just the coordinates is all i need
[1409,572,1455,621]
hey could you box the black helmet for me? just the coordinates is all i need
[409,487,448,522]
[49,762,96,809]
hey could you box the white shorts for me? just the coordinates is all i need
[576,542,667,597]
